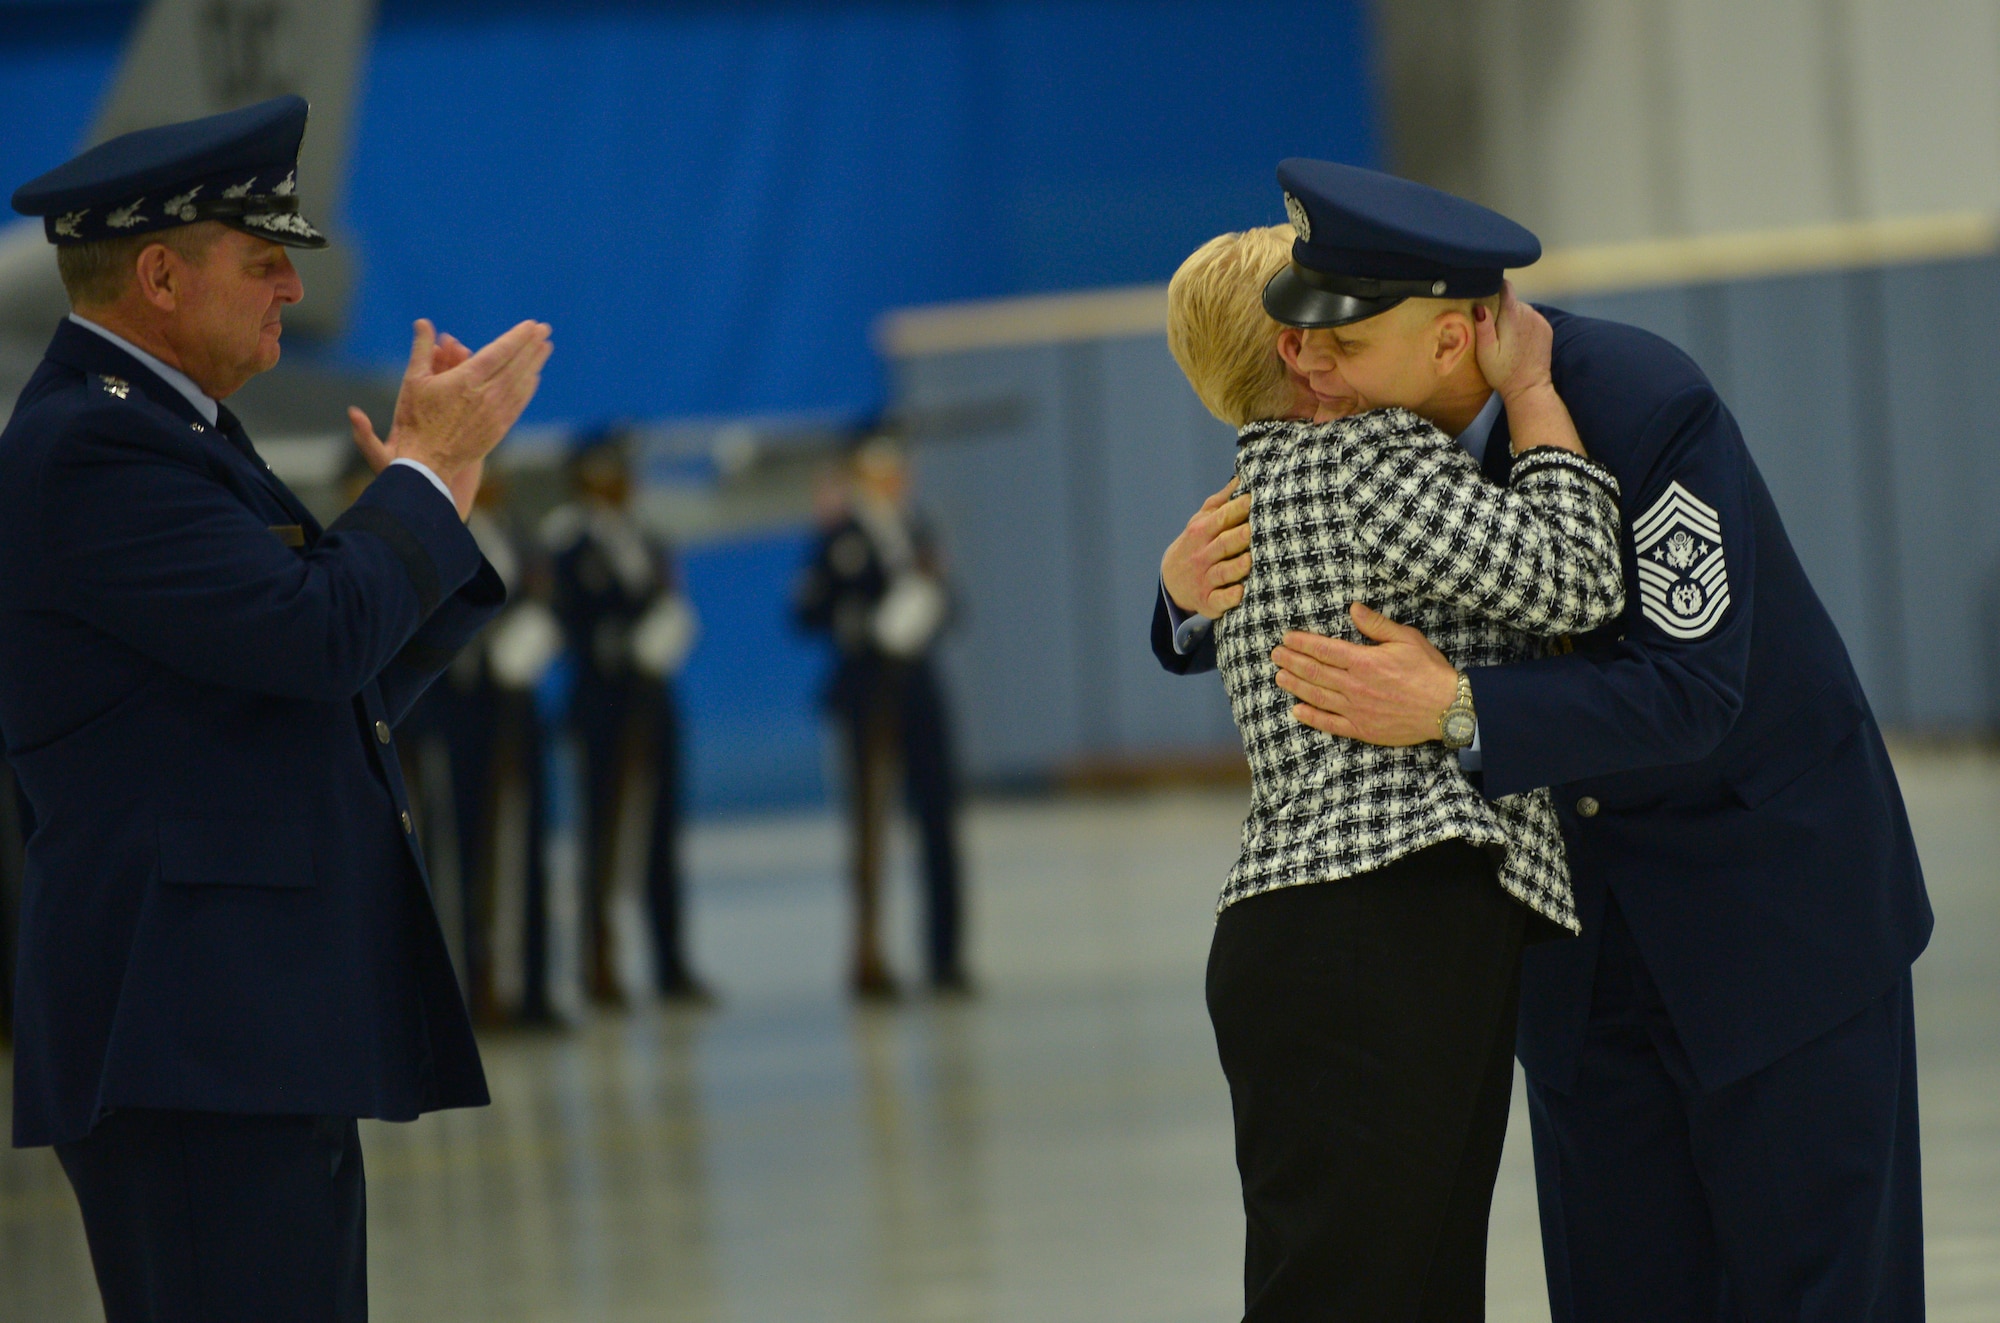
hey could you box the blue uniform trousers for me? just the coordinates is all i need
[1529,899,1923,1322]
[55,1108,366,1323]
[838,658,964,984]
[437,681,552,1021]
[574,675,693,996]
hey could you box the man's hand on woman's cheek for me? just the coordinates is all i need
[1272,605,1460,746]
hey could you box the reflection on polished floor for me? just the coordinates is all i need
[5,750,2000,1321]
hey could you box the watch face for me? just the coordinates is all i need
[1443,711,1477,747]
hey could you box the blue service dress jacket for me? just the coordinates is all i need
[1151,307,1932,1094]
[0,319,503,1147]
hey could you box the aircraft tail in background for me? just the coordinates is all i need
[90,0,378,337]
[0,0,377,346]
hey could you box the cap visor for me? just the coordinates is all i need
[226,211,328,250]
[1262,267,1405,329]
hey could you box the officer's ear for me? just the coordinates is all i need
[1276,327,1306,374]
[1429,306,1475,378]
[131,242,182,312]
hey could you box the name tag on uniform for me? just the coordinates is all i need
[268,524,305,548]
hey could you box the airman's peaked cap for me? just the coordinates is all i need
[1263,158,1540,328]
[10,95,326,250]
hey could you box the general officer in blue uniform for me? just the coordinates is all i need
[1155,160,1930,1319]
[1,96,552,1322]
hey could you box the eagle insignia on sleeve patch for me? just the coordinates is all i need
[1634,481,1729,639]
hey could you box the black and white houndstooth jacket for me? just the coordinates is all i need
[1212,408,1626,932]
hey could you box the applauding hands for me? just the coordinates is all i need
[348,318,554,518]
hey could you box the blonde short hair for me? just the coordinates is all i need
[1166,224,1298,427]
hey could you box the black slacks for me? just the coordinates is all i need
[1207,842,1529,1322]
[55,1108,367,1323]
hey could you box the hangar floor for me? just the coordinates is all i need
[3,747,1997,1321]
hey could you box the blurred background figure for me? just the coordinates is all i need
[434,472,565,1025]
[545,430,708,1007]
[794,435,966,999]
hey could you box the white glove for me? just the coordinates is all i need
[631,594,700,678]
[487,601,565,691]
[872,574,946,659]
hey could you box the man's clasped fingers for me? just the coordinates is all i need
[461,320,553,386]
[430,332,472,375]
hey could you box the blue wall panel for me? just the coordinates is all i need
[1877,256,2000,726]
[903,334,1240,781]
[0,10,128,201]
[340,0,1379,425]
[3,2,1377,428]
[1094,335,1236,754]
[676,527,830,813]
[1712,273,1879,704]
[908,343,1088,781]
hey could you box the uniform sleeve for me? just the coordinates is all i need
[376,560,509,725]
[1150,584,1217,674]
[1467,385,1754,798]
[1345,438,1626,635]
[38,419,484,704]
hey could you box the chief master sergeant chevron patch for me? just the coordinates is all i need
[1634,481,1730,639]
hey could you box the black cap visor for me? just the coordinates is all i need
[1262,265,1406,328]
[221,215,328,250]
[201,194,327,250]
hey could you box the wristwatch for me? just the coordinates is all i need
[1439,672,1477,750]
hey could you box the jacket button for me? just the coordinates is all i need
[400,810,412,833]
[1576,796,1600,818]
[374,720,391,744]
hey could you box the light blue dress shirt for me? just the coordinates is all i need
[67,314,455,506]
[1164,391,1505,767]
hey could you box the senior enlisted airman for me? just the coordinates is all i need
[1156,160,1929,1320]
[0,96,552,1322]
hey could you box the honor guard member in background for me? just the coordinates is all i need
[793,436,968,998]
[544,429,708,1005]
[434,472,565,1023]
[0,97,552,1323]
[1156,160,1930,1320]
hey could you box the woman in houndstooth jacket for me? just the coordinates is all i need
[1165,227,1626,1320]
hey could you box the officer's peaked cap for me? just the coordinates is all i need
[11,95,326,250]
[1263,158,1540,328]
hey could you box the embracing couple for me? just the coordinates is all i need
[1155,161,1931,1322]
